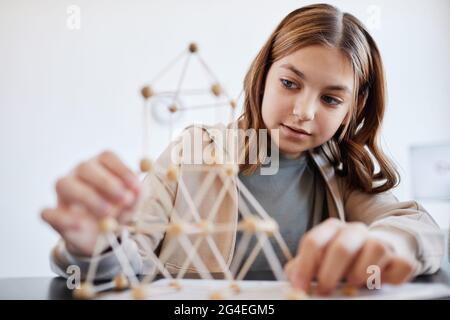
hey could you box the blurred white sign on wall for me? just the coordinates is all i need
[410,143,450,200]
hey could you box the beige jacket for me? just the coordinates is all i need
[51,123,444,279]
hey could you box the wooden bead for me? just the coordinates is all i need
[238,217,278,235]
[196,220,213,236]
[114,273,129,290]
[286,288,308,300]
[131,286,147,300]
[166,166,179,181]
[166,223,185,236]
[204,150,217,165]
[230,282,241,294]
[168,104,178,113]
[188,42,198,53]
[98,217,118,233]
[73,282,95,299]
[239,217,258,234]
[209,291,225,300]
[169,280,182,290]
[258,218,278,236]
[224,164,238,176]
[211,83,222,97]
[141,85,154,99]
[140,157,153,172]
[341,284,358,297]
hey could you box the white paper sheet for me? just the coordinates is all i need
[98,279,450,300]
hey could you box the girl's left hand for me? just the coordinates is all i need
[284,218,416,295]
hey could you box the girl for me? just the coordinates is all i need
[42,4,443,295]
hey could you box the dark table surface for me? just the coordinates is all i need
[1,261,449,300]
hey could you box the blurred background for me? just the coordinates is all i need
[0,0,449,277]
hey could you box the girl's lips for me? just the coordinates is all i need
[280,124,312,140]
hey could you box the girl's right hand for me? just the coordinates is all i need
[41,151,142,257]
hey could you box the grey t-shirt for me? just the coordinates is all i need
[234,152,327,273]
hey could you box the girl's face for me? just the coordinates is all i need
[261,45,355,158]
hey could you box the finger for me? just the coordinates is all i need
[76,161,135,208]
[381,256,416,285]
[291,218,344,291]
[55,176,114,217]
[41,206,100,256]
[317,223,368,294]
[116,208,136,225]
[284,258,296,279]
[41,207,81,234]
[346,238,391,287]
[97,151,141,193]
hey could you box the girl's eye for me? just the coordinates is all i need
[321,95,342,106]
[280,79,298,90]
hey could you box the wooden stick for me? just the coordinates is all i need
[204,235,234,281]
[235,178,270,220]
[156,89,211,96]
[173,53,191,102]
[142,100,150,158]
[107,234,140,287]
[195,53,219,84]
[193,171,216,207]
[150,49,186,84]
[139,239,174,286]
[229,232,251,277]
[177,176,202,221]
[206,172,232,222]
[235,177,292,260]
[176,236,203,279]
[235,190,254,219]
[256,232,287,281]
[273,231,294,261]
[157,235,179,265]
[236,240,262,281]
[85,234,107,284]
[196,53,232,101]
[178,102,231,111]
[147,173,174,218]
[133,223,168,235]
[92,280,116,293]
[210,223,235,233]
[177,234,213,280]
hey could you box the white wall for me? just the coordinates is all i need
[0,0,449,277]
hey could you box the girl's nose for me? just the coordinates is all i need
[292,97,316,121]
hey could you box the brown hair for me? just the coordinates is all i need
[239,3,399,194]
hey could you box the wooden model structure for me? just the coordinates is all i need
[73,43,308,300]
